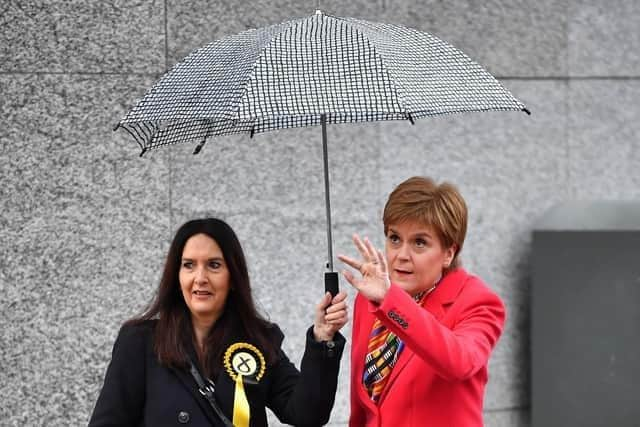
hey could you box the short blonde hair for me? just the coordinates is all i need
[383,176,468,270]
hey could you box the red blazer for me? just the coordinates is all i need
[349,268,506,427]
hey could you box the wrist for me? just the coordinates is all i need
[372,282,391,305]
[312,325,334,342]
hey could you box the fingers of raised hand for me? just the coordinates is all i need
[362,237,378,262]
[354,234,378,264]
[376,249,388,273]
[337,254,361,271]
[352,234,369,260]
[341,234,380,267]
[340,269,359,289]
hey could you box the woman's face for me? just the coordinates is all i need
[385,221,455,296]
[179,233,231,324]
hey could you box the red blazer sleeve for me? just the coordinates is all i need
[370,277,505,382]
[349,296,366,426]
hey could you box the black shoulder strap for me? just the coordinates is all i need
[188,358,234,427]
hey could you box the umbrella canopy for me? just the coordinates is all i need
[116,10,528,292]
[117,10,528,152]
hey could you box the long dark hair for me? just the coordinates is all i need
[127,218,276,377]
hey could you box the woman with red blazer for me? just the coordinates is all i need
[339,176,506,427]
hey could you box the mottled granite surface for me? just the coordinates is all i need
[2,1,639,426]
[396,0,568,77]
[0,1,165,73]
[569,0,640,76]
[0,74,170,425]
[569,80,640,199]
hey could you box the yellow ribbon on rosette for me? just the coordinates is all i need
[224,342,266,427]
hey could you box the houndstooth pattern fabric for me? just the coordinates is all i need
[117,11,527,153]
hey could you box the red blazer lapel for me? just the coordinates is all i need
[352,296,379,412]
[377,269,469,404]
[378,290,439,403]
[428,268,468,316]
[377,339,414,404]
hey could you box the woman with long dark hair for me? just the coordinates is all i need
[90,218,348,426]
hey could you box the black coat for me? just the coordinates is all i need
[89,320,345,426]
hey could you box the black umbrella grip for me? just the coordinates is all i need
[324,272,339,297]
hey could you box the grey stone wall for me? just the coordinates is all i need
[1,1,638,426]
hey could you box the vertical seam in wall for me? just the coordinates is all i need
[565,1,572,199]
[565,78,571,199]
[165,0,173,234]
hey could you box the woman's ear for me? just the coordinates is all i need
[444,244,457,268]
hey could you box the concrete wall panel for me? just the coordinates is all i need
[1,1,637,425]
[0,1,165,73]
[569,0,640,76]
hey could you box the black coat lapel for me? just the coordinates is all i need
[170,311,245,427]
[169,356,225,426]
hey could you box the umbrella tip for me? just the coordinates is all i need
[193,140,205,155]
[315,9,323,15]
[522,107,531,116]
[139,147,148,157]
[113,123,120,132]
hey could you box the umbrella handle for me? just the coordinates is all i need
[324,272,339,297]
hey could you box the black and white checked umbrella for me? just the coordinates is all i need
[116,10,529,292]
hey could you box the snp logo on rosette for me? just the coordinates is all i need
[224,342,266,427]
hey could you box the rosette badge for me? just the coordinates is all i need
[224,343,266,427]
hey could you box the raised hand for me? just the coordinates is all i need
[313,291,348,342]
[337,234,391,304]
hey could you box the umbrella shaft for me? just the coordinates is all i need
[321,114,334,272]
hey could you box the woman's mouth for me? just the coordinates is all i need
[193,290,212,298]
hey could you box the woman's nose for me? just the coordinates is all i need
[194,266,207,282]
[397,243,410,259]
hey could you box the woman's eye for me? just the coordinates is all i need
[388,234,400,244]
[182,261,193,268]
[209,261,221,269]
[415,239,427,248]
